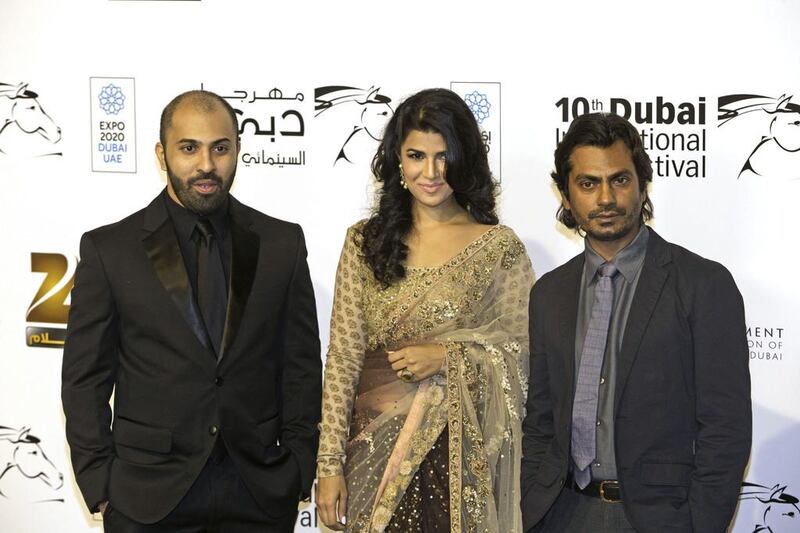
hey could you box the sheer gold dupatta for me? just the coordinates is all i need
[345,227,533,532]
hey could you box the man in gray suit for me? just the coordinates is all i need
[521,112,751,532]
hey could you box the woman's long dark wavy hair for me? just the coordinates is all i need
[361,88,499,287]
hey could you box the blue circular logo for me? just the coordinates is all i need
[98,84,125,115]
[464,91,490,124]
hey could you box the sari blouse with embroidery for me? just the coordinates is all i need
[318,222,534,532]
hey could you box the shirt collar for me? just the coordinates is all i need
[162,188,229,244]
[584,225,649,283]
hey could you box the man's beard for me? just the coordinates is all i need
[166,164,235,215]
[580,204,641,242]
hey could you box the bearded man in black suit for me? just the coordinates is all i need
[62,90,321,532]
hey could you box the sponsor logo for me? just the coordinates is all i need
[0,82,62,157]
[0,426,64,504]
[747,325,786,362]
[26,252,76,349]
[452,82,502,181]
[295,481,319,529]
[314,85,393,167]
[464,91,491,124]
[98,84,126,115]
[719,94,800,180]
[203,83,307,169]
[90,77,137,173]
[740,481,798,532]
[555,95,707,178]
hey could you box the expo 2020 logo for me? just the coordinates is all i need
[464,91,491,124]
[98,84,125,115]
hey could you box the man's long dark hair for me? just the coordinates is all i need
[551,112,654,229]
[361,88,498,286]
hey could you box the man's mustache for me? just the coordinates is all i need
[188,172,223,186]
[588,206,626,218]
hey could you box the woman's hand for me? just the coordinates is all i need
[317,475,347,530]
[388,343,446,382]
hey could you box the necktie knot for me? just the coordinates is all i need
[598,262,618,278]
[195,219,214,243]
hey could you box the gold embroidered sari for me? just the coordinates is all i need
[318,223,534,532]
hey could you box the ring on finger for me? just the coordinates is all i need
[398,368,415,383]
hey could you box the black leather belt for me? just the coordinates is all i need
[567,474,623,503]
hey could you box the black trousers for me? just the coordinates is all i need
[103,442,298,533]
[535,485,636,533]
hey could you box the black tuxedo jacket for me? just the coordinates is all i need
[62,192,321,523]
[521,229,751,533]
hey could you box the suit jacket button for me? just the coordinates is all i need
[214,376,224,386]
[559,477,565,486]
[209,425,219,436]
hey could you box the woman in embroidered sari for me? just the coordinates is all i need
[317,88,534,532]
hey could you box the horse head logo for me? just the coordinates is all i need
[0,82,62,156]
[740,481,799,532]
[0,426,64,502]
[767,97,800,152]
[718,94,800,179]
[314,85,393,166]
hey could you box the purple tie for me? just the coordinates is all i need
[571,262,618,489]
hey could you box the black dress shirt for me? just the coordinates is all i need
[162,189,231,300]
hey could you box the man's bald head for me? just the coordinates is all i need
[159,90,238,147]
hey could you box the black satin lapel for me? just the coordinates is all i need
[142,220,212,353]
[614,260,668,411]
[220,221,259,359]
[558,257,584,397]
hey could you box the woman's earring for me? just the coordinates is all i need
[398,163,408,189]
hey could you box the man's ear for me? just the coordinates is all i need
[559,188,571,212]
[155,142,167,171]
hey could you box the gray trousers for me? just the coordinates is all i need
[535,486,637,533]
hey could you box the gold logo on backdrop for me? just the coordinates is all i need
[26,252,75,348]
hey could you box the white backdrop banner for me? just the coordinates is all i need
[1,1,798,532]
